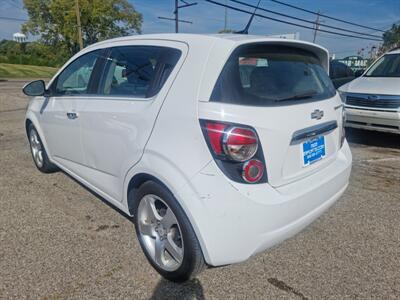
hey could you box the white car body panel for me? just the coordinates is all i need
[197,99,343,187]
[25,33,352,267]
[179,142,351,265]
[40,96,86,175]
[76,40,188,201]
[340,77,400,95]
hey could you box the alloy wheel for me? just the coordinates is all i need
[29,129,44,168]
[137,194,184,271]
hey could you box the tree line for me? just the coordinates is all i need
[1,0,142,67]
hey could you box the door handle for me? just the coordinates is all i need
[66,112,78,120]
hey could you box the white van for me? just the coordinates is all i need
[23,34,352,282]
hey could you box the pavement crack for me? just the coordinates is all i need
[95,224,110,231]
[268,278,309,300]
[95,224,120,231]
[52,182,82,197]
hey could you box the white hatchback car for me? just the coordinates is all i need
[339,48,400,134]
[23,34,352,282]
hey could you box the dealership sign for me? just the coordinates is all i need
[337,56,370,71]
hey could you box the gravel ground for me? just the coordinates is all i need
[1,80,399,299]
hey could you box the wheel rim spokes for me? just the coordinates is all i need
[154,237,166,266]
[165,234,183,264]
[30,130,43,167]
[138,195,184,271]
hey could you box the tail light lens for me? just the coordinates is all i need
[205,122,226,155]
[224,127,258,162]
[200,119,267,184]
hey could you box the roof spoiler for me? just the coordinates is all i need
[260,40,330,72]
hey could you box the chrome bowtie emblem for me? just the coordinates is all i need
[311,109,324,120]
[367,95,379,101]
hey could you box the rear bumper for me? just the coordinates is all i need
[178,141,352,266]
[345,106,400,134]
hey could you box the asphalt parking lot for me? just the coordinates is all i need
[1,80,399,299]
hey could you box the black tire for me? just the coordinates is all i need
[28,124,58,173]
[133,181,206,282]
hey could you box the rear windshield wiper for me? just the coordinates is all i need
[275,90,318,102]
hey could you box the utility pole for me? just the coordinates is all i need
[313,10,320,43]
[175,0,179,33]
[158,0,197,33]
[224,0,228,31]
[75,0,83,50]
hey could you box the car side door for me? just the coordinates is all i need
[78,41,187,201]
[40,50,102,174]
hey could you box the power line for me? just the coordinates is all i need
[158,16,192,24]
[205,0,382,41]
[0,16,27,22]
[230,0,382,39]
[269,0,386,33]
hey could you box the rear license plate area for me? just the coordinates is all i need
[302,136,326,166]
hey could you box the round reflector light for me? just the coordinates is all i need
[242,159,264,183]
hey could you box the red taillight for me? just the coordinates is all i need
[224,127,258,162]
[242,159,264,183]
[201,120,267,184]
[205,122,227,155]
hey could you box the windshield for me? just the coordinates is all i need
[365,53,400,77]
[210,44,336,106]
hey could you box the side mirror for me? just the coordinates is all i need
[354,69,364,78]
[22,80,46,96]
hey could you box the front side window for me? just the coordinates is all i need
[98,46,181,98]
[211,44,336,106]
[55,50,100,95]
[365,54,400,77]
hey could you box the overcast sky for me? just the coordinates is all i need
[0,0,399,58]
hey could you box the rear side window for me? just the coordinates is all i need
[98,46,181,98]
[211,44,336,106]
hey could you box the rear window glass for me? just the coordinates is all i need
[210,44,336,106]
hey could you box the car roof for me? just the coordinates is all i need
[85,33,327,52]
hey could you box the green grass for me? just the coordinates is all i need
[0,63,58,79]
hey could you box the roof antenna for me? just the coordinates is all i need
[235,0,261,34]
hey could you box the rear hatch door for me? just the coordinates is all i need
[199,41,342,187]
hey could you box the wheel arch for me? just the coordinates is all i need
[25,115,52,161]
[123,152,213,265]
[126,171,212,266]
[25,118,33,136]
[127,173,172,215]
